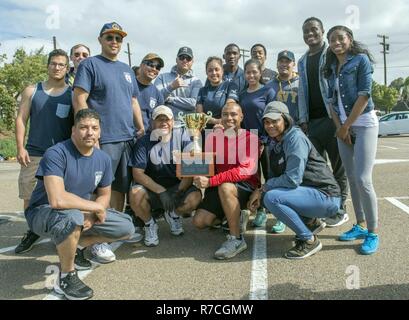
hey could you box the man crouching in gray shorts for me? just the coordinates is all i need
[25,109,134,300]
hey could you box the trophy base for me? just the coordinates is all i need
[176,152,215,178]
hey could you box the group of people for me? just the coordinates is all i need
[14,17,379,300]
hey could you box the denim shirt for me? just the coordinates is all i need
[297,43,332,124]
[327,53,374,117]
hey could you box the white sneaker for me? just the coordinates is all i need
[90,243,116,264]
[124,227,144,243]
[144,222,159,247]
[164,211,184,236]
[214,235,247,260]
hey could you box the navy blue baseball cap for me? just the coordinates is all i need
[277,50,295,62]
[100,22,127,38]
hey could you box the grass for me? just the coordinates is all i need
[0,120,16,160]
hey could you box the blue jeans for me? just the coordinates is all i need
[263,187,341,241]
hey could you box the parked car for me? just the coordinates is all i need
[378,111,409,137]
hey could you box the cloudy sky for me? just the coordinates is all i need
[1,0,409,85]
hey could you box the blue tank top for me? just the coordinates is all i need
[26,82,73,156]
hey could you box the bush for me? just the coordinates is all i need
[0,137,16,159]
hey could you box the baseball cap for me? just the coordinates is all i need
[277,50,295,62]
[141,53,164,68]
[263,101,290,120]
[177,46,193,58]
[100,22,127,38]
[152,105,173,120]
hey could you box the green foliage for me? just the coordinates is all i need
[0,137,16,159]
[0,47,48,130]
[372,81,399,113]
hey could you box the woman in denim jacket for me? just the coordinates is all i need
[324,25,379,255]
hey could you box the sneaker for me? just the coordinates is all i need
[271,220,286,234]
[74,248,92,271]
[54,271,93,300]
[214,235,247,260]
[144,221,159,247]
[325,212,349,228]
[306,218,326,235]
[15,230,40,254]
[90,243,116,264]
[210,218,222,229]
[123,227,144,243]
[240,210,250,234]
[339,224,368,241]
[252,208,267,228]
[221,218,229,233]
[285,236,322,259]
[360,233,379,255]
[164,211,184,236]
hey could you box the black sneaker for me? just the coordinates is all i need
[306,218,327,235]
[74,248,92,271]
[54,271,93,300]
[15,230,40,254]
[325,212,349,228]
[284,236,322,259]
[221,218,230,233]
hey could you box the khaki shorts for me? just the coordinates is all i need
[18,156,42,200]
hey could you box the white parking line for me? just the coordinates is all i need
[386,198,409,215]
[378,146,398,150]
[375,159,409,165]
[0,239,51,254]
[249,227,268,300]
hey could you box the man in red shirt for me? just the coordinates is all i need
[192,102,260,260]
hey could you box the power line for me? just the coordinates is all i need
[378,34,390,86]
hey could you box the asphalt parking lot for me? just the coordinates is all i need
[1,135,409,300]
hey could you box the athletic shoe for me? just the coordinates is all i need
[306,218,327,235]
[339,224,368,241]
[90,243,116,264]
[214,235,247,260]
[325,212,349,228]
[144,221,159,247]
[285,236,322,259]
[271,220,286,234]
[252,208,267,228]
[221,218,229,233]
[74,248,92,271]
[360,233,379,255]
[123,227,144,243]
[54,271,93,300]
[14,230,40,254]
[164,211,184,236]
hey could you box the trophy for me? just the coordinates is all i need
[176,112,215,177]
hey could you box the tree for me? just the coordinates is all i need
[372,81,399,113]
[0,47,48,129]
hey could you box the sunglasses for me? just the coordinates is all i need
[74,52,89,58]
[104,35,123,43]
[178,55,192,62]
[143,60,162,71]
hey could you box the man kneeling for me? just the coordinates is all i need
[192,102,260,260]
[128,106,202,247]
[24,109,134,300]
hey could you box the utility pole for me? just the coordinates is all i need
[377,34,390,86]
[52,36,57,50]
[124,43,132,67]
[240,48,250,69]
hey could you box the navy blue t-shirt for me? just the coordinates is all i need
[197,81,239,119]
[239,86,276,137]
[26,139,113,220]
[136,79,165,131]
[74,55,140,144]
[129,130,192,188]
[26,83,73,157]
[223,66,247,95]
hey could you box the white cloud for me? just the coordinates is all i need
[1,0,409,84]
